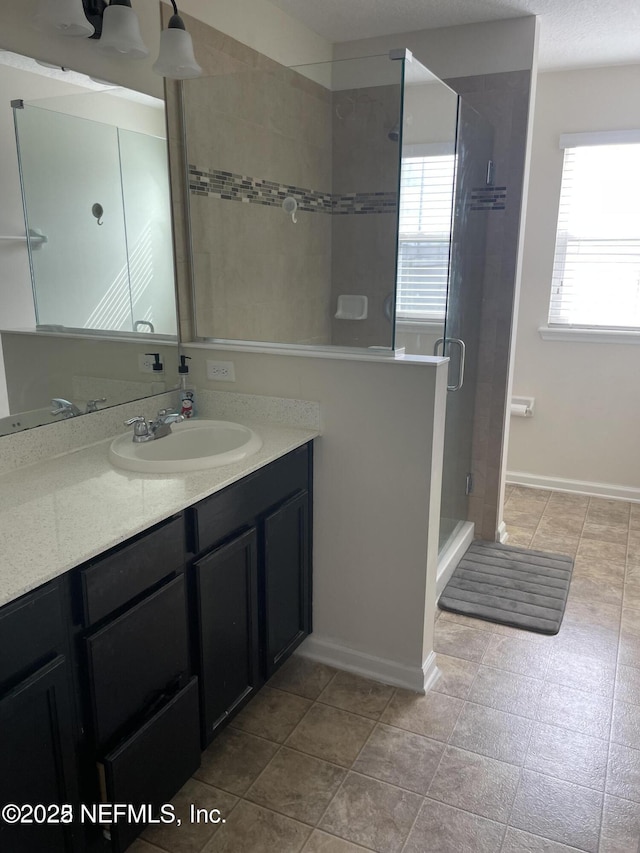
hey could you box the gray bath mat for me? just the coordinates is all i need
[439,540,574,635]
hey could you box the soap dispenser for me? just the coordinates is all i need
[178,355,195,419]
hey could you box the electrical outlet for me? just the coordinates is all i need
[206,359,236,382]
[138,353,161,374]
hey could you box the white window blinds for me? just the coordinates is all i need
[396,151,455,321]
[550,139,640,329]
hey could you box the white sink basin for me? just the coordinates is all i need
[109,419,262,473]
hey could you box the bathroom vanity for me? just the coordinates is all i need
[0,426,315,853]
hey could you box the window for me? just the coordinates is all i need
[396,145,455,322]
[549,131,640,330]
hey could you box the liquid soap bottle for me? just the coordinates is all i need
[178,355,196,419]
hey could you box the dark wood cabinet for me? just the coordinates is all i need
[0,583,81,853]
[194,528,260,745]
[264,490,311,677]
[189,443,313,743]
[0,441,313,852]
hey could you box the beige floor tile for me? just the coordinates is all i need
[607,743,640,804]
[403,800,505,853]
[572,556,625,585]
[195,728,279,796]
[352,723,444,795]
[468,666,543,718]
[316,671,394,720]
[545,649,616,698]
[529,531,580,557]
[631,506,640,530]
[577,538,627,567]
[301,831,370,852]
[568,574,623,609]
[501,827,587,852]
[142,779,237,853]
[284,703,374,768]
[536,515,585,539]
[491,622,554,644]
[380,688,464,742]
[625,562,640,585]
[506,527,534,548]
[525,722,608,790]
[509,769,603,853]
[267,656,337,700]
[612,700,640,749]
[509,487,551,507]
[503,508,545,530]
[432,654,479,700]
[623,582,640,612]
[582,521,629,544]
[245,748,345,825]
[449,701,532,765]
[551,622,618,663]
[618,633,640,669]
[536,682,612,740]
[433,623,495,665]
[427,745,520,823]
[616,665,640,705]
[202,801,311,853]
[587,499,631,526]
[563,598,622,633]
[546,492,590,516]
[230,687,312,743]
[319,772,422,853]
[601,795,640,851]
[482,634,551,679]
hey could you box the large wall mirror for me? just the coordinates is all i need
[0,50,179,437]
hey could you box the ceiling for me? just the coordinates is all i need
[268,0,640,71]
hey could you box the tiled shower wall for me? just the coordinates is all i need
[165,10,403,349]
[330,85,400,349]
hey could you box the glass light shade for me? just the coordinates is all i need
[34,0,95,37]
[153,28,202,79]
[97,4,149,59]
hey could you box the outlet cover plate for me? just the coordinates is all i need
[206,359,236,382]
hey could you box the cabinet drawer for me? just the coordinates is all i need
[191,444,310,554]
[0,582,65,688]
[101,677,200,853]
[86,575,189,748]
[80,515,184,627]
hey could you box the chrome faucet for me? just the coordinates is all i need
[51,398,82,418]
[125,408,184,443]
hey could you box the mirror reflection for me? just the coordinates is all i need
[0,51,179,437]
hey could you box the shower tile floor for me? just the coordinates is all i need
[131,486,640,853]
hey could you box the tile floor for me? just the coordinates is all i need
[130,487,640,853]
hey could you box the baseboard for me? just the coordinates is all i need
[297,635,437,693]
[498,521,509,543]
[507,471,640,503]
[436,521,474,598]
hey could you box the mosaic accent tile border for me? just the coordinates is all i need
[469,186,507,212]
[188,166,397,215]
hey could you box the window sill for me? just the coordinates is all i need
[396,320,444,335]
[539,326,640,345]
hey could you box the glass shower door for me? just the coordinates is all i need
[438,100,494,552]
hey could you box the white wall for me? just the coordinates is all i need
[508,64,640,498]
[333,16,538,79]
[183,346,449,690]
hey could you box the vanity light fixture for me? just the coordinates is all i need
[33,0,202,78]
[152,0,202,79]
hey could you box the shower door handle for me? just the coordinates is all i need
[434,337,466,392]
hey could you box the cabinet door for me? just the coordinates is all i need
[0,656,80,853]
[195,528,260,745]
[263,491,311,677]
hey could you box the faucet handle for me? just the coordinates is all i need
[125,415,150,439]
[86,397,107,413]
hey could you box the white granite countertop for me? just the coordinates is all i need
[0,421,318,608]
